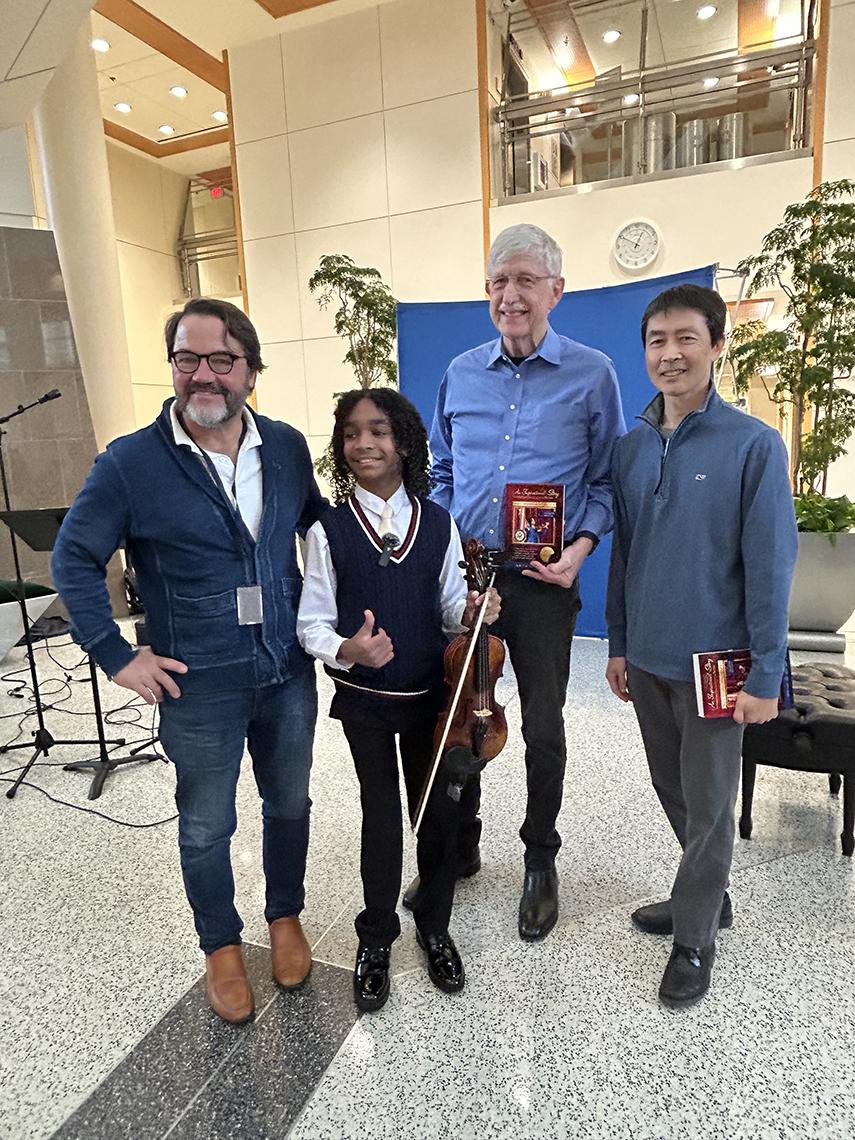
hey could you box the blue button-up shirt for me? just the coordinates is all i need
[429,324,626,546]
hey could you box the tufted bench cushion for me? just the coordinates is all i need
[740,664,855,856]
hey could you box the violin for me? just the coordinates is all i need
[412,539,507,834]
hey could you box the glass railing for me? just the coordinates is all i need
[496,37,814,198]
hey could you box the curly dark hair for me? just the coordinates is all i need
[329,389,433,505]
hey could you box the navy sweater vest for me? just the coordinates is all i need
[322,495,450,696]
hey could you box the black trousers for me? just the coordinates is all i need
[338,693,460,948]
[458,569,581,871]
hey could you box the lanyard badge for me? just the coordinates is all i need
[236,585,263,625]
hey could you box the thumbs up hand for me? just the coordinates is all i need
[336,609,395,669]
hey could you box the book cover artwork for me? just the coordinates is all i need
[503,483,565,570]
[693,649,794,718]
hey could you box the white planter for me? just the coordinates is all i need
[788,531,855,632]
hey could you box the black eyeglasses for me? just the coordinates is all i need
[170,351,246,375]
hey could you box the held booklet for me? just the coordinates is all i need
[692,649,794,719]
[502,482,564,569]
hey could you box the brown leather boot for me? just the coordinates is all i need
[269,916,312,989]
[205,945,254,1024]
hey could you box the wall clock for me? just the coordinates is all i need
[613,219,661,271]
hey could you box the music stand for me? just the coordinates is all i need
[0,508,152,802]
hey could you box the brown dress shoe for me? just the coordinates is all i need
[205,945,254,1024]
[269,916,312,989]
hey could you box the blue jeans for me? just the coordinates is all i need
[159,669,317,954]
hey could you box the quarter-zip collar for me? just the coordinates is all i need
[636,384,722,498]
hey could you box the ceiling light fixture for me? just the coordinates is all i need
[90,38,111,53]
[211,110,228,123]
[603,28,622,43]
[158,124,176,136]
[114,102,132,113]
[169,85,188,98]
[703,76,720,88]
[697,5,718,19]
[622,93,640,105]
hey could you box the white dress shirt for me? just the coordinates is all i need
[297,482,469,670]
[170,403,264,539]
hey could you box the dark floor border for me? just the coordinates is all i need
[51,945,358,1140]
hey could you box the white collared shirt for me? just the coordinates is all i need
[170,403,264,540]
[297,482,469,670]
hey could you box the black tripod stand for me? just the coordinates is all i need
[0,392,126,799]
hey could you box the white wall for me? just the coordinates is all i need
[229,0,484,462]
[0,124,44,229]
[106,142,189,427]
[490,157,814,299]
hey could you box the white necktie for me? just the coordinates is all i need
[378,503,395,537]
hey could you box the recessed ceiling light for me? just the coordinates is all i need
[169,85,188,98]
[697,5,718,18]
[703,76,720,88]
[158,124,176,136]
[114,102,132,114]
[211,110,228,123]
[90,38,111,53]
[603,28,622,44]
[623,93,640,105]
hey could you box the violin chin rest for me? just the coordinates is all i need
[442,745,488,783]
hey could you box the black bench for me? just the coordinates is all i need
[740,663,855,857]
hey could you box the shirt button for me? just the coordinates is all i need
[499,465,505,471]
[492,497,498,503]
[510,404,516,410]
[504,434,510,441]
[489,529,495,534]
[515,374,521,379]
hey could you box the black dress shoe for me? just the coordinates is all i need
[518,868,559,941]
[632,892,733,936]
[353,944,391,1012]
[659,942,715,1008]
[402,846,482,911]
[415,930,465,993]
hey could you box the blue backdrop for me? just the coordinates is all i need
[397,264,716,638]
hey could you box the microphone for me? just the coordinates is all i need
[38,390,62,403]
[378,532,400,567]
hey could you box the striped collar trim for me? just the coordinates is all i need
[348,492,420,564]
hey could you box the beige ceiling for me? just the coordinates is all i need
[0,0,96,129]
[91,11,227,141]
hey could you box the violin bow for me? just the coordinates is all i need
[412,572,496,837]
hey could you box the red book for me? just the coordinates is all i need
[502,482,564,569]
[692,649,794,718]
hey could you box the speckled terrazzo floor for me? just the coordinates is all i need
[1,624,854,1140]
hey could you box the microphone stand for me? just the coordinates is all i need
[0,393,125,799]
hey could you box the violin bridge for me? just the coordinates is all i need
[473,708,493,718]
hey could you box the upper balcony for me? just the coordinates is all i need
[492,0,816,201]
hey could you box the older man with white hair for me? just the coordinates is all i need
[406,224,626,940]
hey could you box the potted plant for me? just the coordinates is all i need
[308,254,398,483]
[731,179,855,633]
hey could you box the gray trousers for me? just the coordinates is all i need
[627,664,744,948]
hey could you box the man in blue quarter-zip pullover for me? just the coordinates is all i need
[52,299,326,1025]
[408,224,626,942]
[605,284,797,1009]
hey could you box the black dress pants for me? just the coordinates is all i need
[457,569,581,871]
[339,696,460,948]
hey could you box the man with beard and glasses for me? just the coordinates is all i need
[52,298,326,1024]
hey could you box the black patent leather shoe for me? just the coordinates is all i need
[402,847,482,911]
[659,942,715,1009]
[632,892,733,936]
[353,944,391,1012]
[518,868,559,941]
[416,930,465,993]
